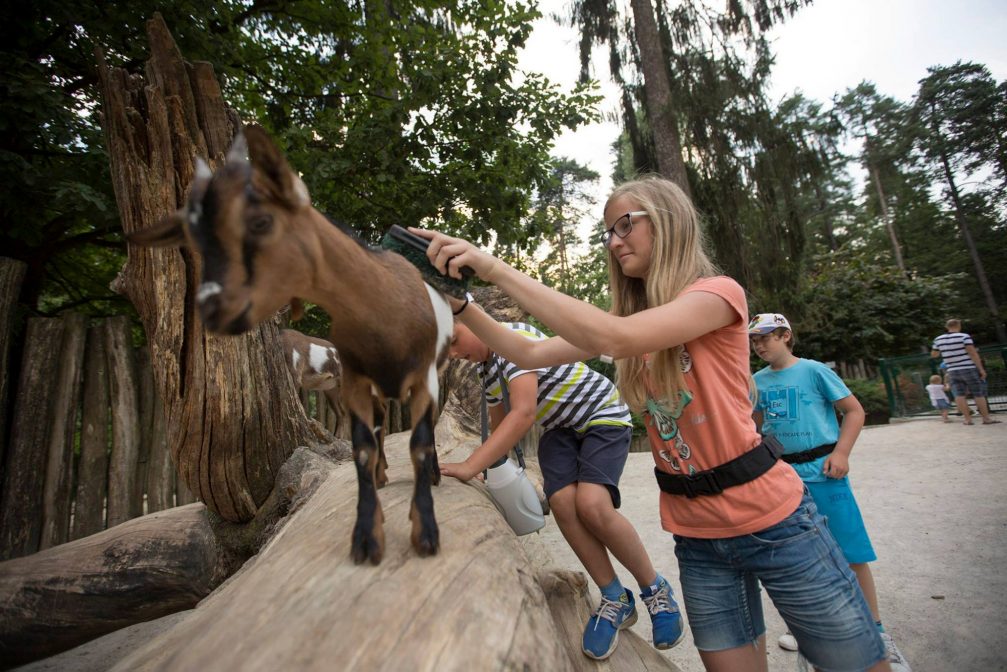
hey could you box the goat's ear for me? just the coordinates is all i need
[128,211,187,248]
[243,124,311,210]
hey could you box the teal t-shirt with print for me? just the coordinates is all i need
[753,358,851,483]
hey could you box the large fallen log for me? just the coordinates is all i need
[4,411,679,671]
[106,414,570,670]
[0,504,225,668]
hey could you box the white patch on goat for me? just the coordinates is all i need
[308,343,330,374]
[291,349,301,370]
[195,158,213,181]
[424,284,454,404]
[197,282,222,304]
[357,450,369,467]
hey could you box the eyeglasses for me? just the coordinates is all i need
[601,211,647,248]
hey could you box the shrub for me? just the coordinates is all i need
[844,377,889,416]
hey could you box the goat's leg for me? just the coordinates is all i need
[371,395,389,489]
[344,377,385,565]
[407,390,439,557]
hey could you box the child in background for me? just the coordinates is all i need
[925,374,951,423]
[749,313,910,672]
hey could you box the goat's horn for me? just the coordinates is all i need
[194,158,212,181]
[227,131,249,164]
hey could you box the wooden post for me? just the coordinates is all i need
[105,315,142,528]
[97,14,319,524]
[135,347,154,513]
[0,318,64,559]
[40,313,86,550]
[0,257,27,475]
[145,372,174,513]
[71,324,111,540]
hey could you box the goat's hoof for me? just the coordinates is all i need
[351,529,384,565]
[375,474,389,489]
[412,527,440,557]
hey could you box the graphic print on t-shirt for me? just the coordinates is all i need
[647,390,693,472]
[762,386,800,421]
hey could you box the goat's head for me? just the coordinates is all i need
[129,125,315,335]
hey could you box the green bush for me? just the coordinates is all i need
[844,378,889,416]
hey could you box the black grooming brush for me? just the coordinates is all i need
[381,225,474,299]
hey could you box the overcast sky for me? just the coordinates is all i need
[518,0,1007,221]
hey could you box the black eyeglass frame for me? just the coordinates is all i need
[601,210,647,248]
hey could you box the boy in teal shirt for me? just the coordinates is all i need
[749,313,911,672]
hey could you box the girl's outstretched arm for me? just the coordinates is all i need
[410,228,737,358]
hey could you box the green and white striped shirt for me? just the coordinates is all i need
[480,322,632,433]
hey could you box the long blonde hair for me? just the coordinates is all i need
[608,176,718,411]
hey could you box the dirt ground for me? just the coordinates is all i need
[16,416,1006,672]
[535,416,1007,672]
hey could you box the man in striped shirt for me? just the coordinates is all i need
[931,319,996,424]
[442,320,685,660]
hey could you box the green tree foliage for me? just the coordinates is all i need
[779,252,962,363]
[0,0,599,318]
[911,62,1005,341]
[527,157,599,294]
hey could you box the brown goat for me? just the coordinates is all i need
[129,125,453,564]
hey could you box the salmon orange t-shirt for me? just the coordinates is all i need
[643,276,803,538]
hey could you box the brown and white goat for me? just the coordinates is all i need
[129,125,453,564]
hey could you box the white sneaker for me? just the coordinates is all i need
[881,632,912,672]
[778,631,799,651]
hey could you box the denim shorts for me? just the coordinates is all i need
[538,424,631,508]
[933,398,950,410]
[949,367,984,397]
[673,491,886,670]
[806,477,877,564]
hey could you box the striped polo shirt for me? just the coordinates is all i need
[932,331,976,371]
[480,322,632,432]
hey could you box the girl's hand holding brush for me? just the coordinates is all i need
[408,227,500,283]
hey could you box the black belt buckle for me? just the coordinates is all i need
[682,470,723,499]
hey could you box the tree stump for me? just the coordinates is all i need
[97,13,322,523]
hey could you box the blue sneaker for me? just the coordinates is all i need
[582,588,638,660]
[641,578,685,650]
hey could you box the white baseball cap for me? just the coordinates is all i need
[748,313,791,335]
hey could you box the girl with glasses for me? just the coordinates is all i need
[412,176,890,672]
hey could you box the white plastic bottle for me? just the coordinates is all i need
[484,457,545,536]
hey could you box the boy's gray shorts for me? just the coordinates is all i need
[538,424,632,508]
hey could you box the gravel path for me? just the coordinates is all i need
[536,417,1007,672]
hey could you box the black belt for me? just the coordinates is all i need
[654,435,785,499]
[781,443,836,465]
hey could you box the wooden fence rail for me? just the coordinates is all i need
[0,310,346,560]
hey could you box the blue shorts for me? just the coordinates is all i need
[806,478,877,564]
[673,491,886,670]
[949,367,984,397]
[933,398,950,410]
[538,425,631,508]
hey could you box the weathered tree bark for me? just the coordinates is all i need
[0,258,27,476]
[97,14,322,523]
[0,318,64,559]
[105,315,143,528]
[71,325,111,540]
[145,367,174,514]
[630,0,692,197]
[39,313,86,550]
[136,347,155,509]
